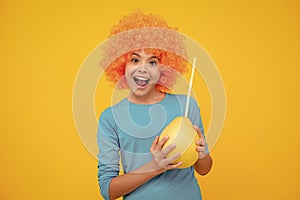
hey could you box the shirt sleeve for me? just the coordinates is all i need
[188,98,209,154]
[97,108,120,200]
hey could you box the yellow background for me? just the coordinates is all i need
[1,0,299,199]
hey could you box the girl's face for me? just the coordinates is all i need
[125,50,161,98]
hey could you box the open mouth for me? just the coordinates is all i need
[133,76,150,88]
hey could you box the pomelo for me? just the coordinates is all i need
[160,116,199,168]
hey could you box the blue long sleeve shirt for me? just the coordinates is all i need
[97,93,206,200]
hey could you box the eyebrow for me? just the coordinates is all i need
[130,53,160,61]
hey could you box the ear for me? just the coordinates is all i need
[158,75,167,84]
[117,76,129,90]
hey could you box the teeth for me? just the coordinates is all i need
[133,76,150,86]
[134,76,149,81]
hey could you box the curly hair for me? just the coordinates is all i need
[102,10,188,92]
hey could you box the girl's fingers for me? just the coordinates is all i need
[167,161,183,170]
[166,152,181,164]
[150,136,159,152]
[195,138,205,146]
[157,136,169,147]
[161,143,176,156]
[193,125,204,139]
[150,135,169,152]
[196,146,206,152]
[156,144,178,166]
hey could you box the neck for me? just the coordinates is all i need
[128,90,166,104]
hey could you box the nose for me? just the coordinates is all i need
[138,68,147,74]
[137,65,147,74]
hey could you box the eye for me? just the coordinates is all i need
[149,60,158,66]
[131,58,139,63]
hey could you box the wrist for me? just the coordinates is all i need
[149,160,166,174]
[199,153,209,160]
[133,160,165,175]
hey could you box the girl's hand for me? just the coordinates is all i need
[149,136,182,172]
[194,125,208,159]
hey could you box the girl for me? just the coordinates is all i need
[98,10,212,200]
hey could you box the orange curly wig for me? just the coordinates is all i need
[101,10,188,92]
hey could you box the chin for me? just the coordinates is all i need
[130,85,156,97]
[131,88,151,97]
